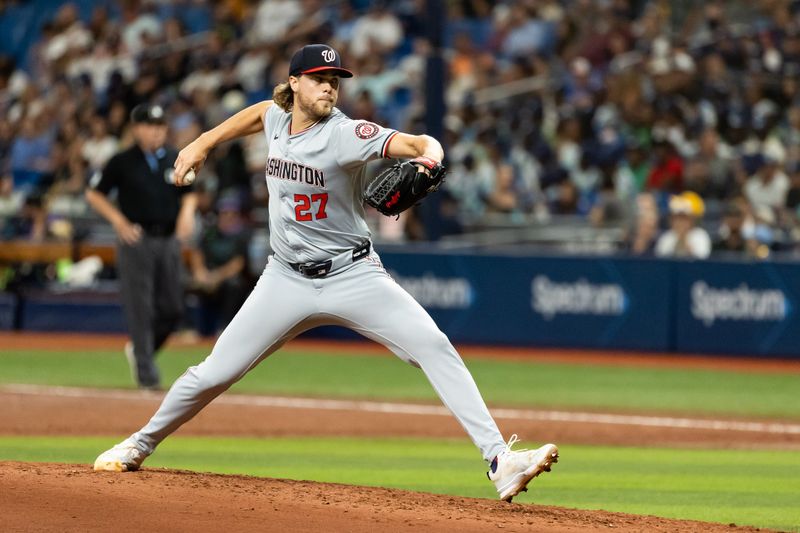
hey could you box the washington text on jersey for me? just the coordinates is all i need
[266,157,325,188]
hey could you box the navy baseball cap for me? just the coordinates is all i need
[130,103,167,124]
[289,44,353,78]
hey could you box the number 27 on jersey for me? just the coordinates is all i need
[294,193,328,221]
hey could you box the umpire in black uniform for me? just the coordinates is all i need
[86,103,197,389]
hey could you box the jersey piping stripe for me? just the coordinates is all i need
[382,131,399,158]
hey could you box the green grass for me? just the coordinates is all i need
[4,346,799,530]
[1,436,798,531]
[1,346,799,419]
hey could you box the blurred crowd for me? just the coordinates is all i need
[2,0,800,262]
[439,0,800,260]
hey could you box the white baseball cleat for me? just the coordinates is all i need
[488,435,559,502]
[93,438,149,472]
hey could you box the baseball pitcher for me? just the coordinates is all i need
[94,44,558,502]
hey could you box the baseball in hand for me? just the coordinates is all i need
[183,168,196,185]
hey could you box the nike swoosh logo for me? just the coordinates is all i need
[273,134,279,140]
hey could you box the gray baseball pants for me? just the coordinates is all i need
[130,252,507,461]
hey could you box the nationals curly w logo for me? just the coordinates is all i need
[321,49,336,62]
[355,122,379,139]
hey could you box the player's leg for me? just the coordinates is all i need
[319,258,507,462]
[320,257,558,500]
[117,238,160,388]
[95,259,315,470]
[151,236,184,353]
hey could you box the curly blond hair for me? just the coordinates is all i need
[272,81,294,112]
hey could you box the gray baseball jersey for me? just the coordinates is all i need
[263,105,397,263]
[127,102,508,468]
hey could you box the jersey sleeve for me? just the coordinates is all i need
[90,153,122,194]
[334,119,398,168]
[264,103,282,137]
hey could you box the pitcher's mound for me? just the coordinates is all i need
[2,461,759,532]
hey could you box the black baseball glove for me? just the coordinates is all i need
[364,157,447,217]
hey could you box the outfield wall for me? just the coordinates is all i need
[379,251,800,357]
[4,251,800,358]
[380,252,673,351]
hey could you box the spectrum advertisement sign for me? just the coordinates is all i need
[379,251,672,350]
[675,261,799,356]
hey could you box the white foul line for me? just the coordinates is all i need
[4,384,800,435]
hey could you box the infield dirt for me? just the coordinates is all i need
[1,387,795,532]
[3,387,800,449]
[2,333,795,531]
[2,461,766,533]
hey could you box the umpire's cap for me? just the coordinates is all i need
[130,103,167,125]
[289,44,353,78]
